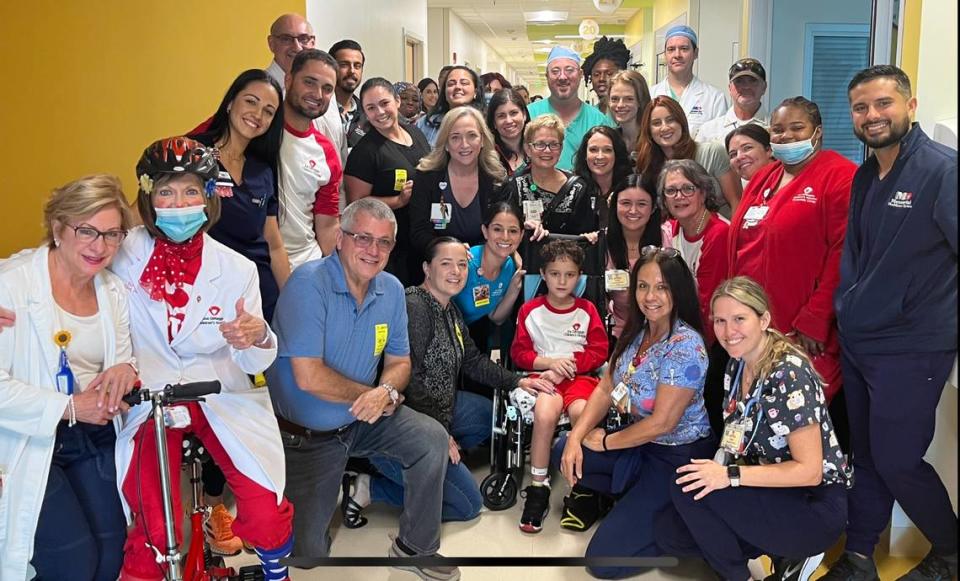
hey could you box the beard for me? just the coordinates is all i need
[855,115,912,149]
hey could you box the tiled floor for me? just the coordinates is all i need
[218,455,923,580]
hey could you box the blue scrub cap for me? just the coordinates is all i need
[665,25,698,48]
[546,45,582,66]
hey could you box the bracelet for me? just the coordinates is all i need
[67,395,77,428]
[253,325,272,348]
[125,361,140,376]
[601,432,609,452]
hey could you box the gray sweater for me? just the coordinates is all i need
[404,286,519,432]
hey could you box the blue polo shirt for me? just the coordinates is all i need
[527,98,616,171]
[266,252,409,430]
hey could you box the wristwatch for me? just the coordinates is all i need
[727,464,741,488]
[379,383,399,406]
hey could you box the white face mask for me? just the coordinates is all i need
[770,129,820,165]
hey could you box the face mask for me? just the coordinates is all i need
[770,130,820,165]
[154,205,207,243]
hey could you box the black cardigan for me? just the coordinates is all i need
[408,167,500,256]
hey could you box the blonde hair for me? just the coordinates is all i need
[43,174,135,249]
[711,276,823,385]
[523,113,565,144]
[417,106,507,185]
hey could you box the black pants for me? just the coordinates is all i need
[842,348,958,556]
[657,482,847,580]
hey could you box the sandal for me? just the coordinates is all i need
[340,472,368,529]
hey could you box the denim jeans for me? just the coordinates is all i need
[281,405,448,557]
[369,390,492,521]
[31,422,126,581]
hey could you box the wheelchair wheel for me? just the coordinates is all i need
[481,472,518,511]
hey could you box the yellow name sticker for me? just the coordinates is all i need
[393,169,408,192]
[374,323,389,356]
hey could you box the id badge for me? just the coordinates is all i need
[742,205,769,228]
[611,382,631,413]
[604,269,629,291]
[163,406,192,429]
[719,421,746,454]
[473,284,490,307]
[522,200,543,223]
[431,202,452,230]
[393,169,408,192]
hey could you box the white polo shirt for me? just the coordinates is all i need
[695,106,770,144]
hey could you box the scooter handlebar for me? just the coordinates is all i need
[121,380,222,406]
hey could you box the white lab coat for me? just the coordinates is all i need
[0,246,133,581]
[650,75,729,138]
[110,228,283,520]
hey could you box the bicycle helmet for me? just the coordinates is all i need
[136,136,219,196]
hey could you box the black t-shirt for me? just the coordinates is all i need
[344,122,431,284]
[205,155,281,322]
[723,355,853,488]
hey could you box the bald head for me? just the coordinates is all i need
[268,13,316,73]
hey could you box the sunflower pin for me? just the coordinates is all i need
[54,330,72,349]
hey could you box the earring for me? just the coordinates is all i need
[54,238,61,247]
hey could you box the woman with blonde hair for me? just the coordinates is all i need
[0,174,137,580]
[657,276,851,581]
[491,113,596,239]
[409,106,508,257]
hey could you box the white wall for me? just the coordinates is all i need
[424,8,520,86]
[692,0,742,93]
[768,0,871,106]
[307,0,428,84]
[427,7,448,80]
[915,0,958,133]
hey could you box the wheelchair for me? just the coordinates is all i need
[479,231,626,511]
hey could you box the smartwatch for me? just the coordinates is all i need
[727,464,741,488]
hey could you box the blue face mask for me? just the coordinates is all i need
[770,130,820,165]
[154,206,207,243]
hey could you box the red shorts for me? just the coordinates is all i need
[530,374,599,412]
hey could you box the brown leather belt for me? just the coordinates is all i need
[275,415,348,439]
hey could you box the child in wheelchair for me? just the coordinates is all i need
[509,239,608,533]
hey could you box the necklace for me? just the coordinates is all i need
[693,209,708,236]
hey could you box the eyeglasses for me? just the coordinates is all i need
[548,66,579,79]
[67,224,127,246]
[530,141,562,152]
[663,184,699,198]
[341,229,395,252]
[641,245,680,259]
[273,34,315,47]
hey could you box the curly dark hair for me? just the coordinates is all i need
[539,239,584,270]
[582,36,631,85]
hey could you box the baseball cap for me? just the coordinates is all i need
[729,58,766,82]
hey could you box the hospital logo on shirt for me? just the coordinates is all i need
[563,322,586,340]
[888,191,913,209]
[200,305,224,326]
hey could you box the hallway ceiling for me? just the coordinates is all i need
[429,0,653,87]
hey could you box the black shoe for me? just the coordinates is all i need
[519,484,550,533]
[896,550,959,581]
[820,552,880,581]
[340,472,368,529]
[766,553,825,581]
[559,484,600,531]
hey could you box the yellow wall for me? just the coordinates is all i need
[625,8,647,47]
[653,0,689,30]
[0,0,304,257]
[900,0,922,85]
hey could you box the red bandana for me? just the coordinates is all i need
[139,234,204,306]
